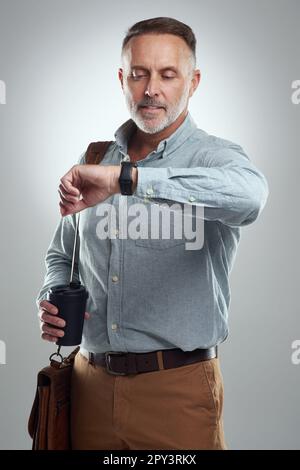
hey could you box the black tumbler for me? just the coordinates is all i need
[47,283,89,346]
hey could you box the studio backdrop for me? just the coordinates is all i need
[0,0,299,450]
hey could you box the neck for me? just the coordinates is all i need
[131,109,188,153]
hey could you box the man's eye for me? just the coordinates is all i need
[162,76,175,80]
[132,74,147,80]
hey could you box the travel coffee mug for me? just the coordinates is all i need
[47,283,89,346]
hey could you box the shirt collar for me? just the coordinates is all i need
[114,112,197,159]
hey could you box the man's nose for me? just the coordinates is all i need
[145,76,161,97]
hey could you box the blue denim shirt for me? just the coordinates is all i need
[36,113,269,353]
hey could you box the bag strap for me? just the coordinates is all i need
[56,141,114,358]
[69,139,113,297]
[85,141,114,165]
[55,141,113,358]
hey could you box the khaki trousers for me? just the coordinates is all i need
[71,351,227,450]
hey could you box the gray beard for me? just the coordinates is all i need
[125,88,190,134]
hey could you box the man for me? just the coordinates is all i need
[37,17,269,450]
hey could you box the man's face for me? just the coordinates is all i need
[119,34,200,134]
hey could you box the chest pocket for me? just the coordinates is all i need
[133,202,187,250]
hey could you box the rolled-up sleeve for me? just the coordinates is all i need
[134,144,269,227]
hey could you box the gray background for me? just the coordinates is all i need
[0,0,299,449]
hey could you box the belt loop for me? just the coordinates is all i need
[156,351,165,370]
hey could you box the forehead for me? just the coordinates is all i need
[123,33,191,69]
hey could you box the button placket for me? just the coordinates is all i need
[106,195,125,351]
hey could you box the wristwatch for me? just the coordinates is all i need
[119,161,137,195]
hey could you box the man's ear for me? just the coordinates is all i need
[118,68,124,90]
[189,69,201,98]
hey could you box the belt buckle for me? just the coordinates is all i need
[105,351,127,376]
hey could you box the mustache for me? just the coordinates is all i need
[138,99,166,109]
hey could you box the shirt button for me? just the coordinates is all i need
[112,275,119,282]
[189,195,196,202]
[115,229,119,237]
[146,188,154,195]
[111,323,118,331]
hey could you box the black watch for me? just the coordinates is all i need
[119,161,137,195]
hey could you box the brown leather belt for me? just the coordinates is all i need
[80,346,217,376]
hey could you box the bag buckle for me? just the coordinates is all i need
[105,351,128,375]
[49,345,63,364]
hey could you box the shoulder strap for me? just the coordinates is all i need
[85,141,114,165]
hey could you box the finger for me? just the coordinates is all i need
[58,184,80,204]
[41,333,58,343]
[60,201,69,217]
[59,200,77,217]
[60,177,80,196]
[41,323,65,338]
[60,170,81,197]
[58,191,76,208]
[39,300,58,315]
[85,312,90,319]
[40,311,66,327]
[60,201,76,217]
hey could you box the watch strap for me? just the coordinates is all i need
[119,161,137,195]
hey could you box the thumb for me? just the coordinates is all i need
[59,199,88,216]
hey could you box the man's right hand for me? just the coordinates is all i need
[38,300,90,343]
